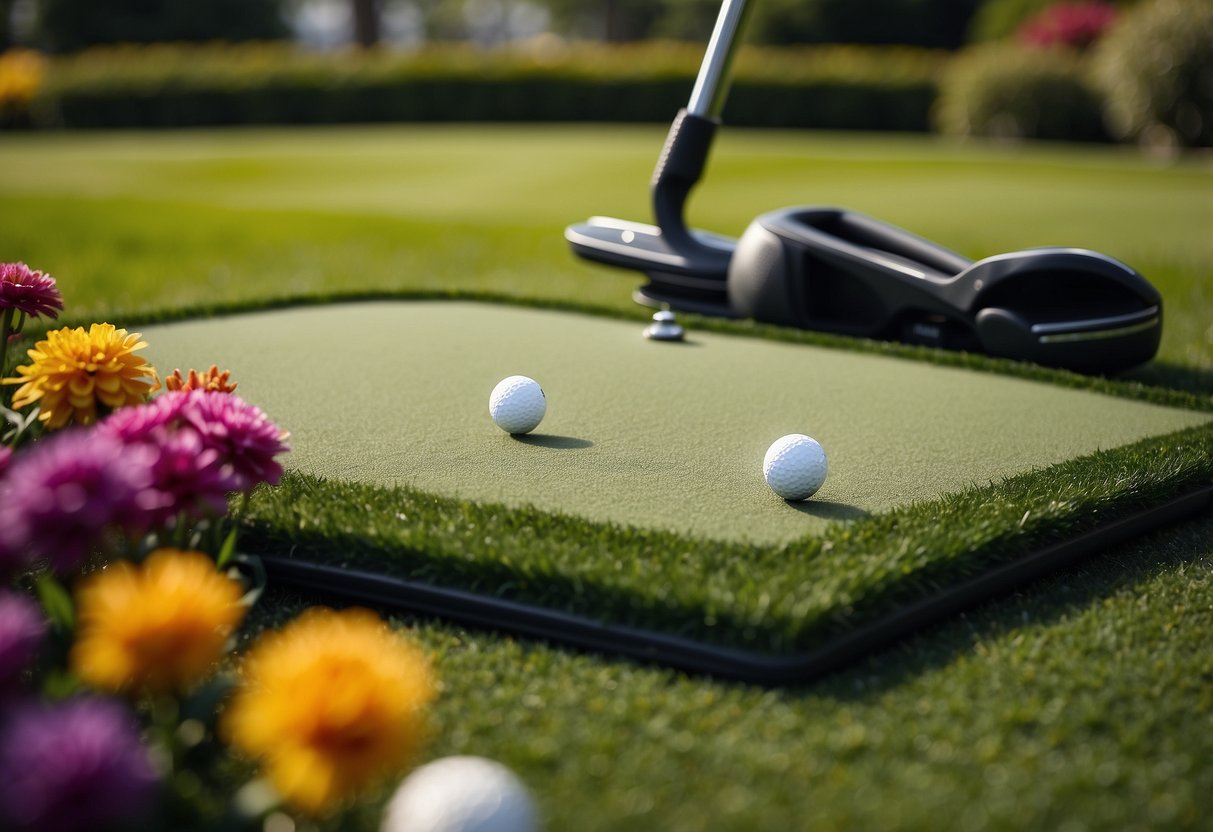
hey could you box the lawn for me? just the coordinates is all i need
[1,125,1211,830]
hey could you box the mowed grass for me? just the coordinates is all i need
[1,126,1212,829]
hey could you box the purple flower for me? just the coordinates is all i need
[0,592,45,698]
[1018,1,1118,50]
[179,390,290,493]
[0,697,159,832]
[0,430,159,575]
[0,263,64,320]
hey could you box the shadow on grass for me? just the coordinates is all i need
[513,434,594,450]
[1122,361,1213,398]
[793,510,1213,700]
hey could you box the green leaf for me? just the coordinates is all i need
[35,573,75,633]
[216,526,239,570]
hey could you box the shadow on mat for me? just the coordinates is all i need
[785,499,869,523]
[513,434,594,450]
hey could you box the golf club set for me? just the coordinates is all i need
[565,0,1162,375]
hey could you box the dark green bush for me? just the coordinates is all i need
[933,42,1108,141]
[30,42,945,132]
[1094,0,1213,148]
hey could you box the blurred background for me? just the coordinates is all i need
[0,0,1209,151]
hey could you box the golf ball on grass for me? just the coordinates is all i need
[763,434,828,501]
[489,375,546,435]
[380,756,538,832]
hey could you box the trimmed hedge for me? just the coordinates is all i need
[27,41,945,131]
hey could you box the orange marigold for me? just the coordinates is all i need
[222,607,436,815]
[71,549,246,695]
[159,365,238,394]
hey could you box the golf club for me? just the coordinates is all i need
[564,0,1162,375]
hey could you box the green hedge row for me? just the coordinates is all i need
[28,42,945,132]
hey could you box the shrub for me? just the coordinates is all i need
[934,42,1108,141]
[28,41,945,132]
[1094,0,1213,148]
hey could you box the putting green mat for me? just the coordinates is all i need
[140,301,1209,545]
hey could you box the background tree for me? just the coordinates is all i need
[36,0,289,53]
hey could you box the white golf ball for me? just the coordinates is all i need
[763,434,828,501]
[380,756,538,832]
[489,375,546,435]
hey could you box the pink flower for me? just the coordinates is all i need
[0,263,64,320]
[1018,1,1118,50]
[178,390,290,493]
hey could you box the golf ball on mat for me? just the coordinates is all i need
[489,375,546,434]
[380,756,538,832]
[763,434,828,501]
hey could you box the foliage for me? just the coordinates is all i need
[934,41,1108,141]
[35,0,288,54]
[26,41,943,132]
[750,0,987,48]
[1093,0,1213,149]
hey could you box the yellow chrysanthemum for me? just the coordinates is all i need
[222,607,437,816]
[71,549,246,694]
[3,323,157,429]
[0,49,46,109]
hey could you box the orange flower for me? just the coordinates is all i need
[71,549,246,694]
[159,365,238,394]
[223,607,436,815]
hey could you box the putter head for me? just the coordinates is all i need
[965,249,1162,375]
[564,216,739,317]
[727,207,1162,375]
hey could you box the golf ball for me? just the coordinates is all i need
[380,756,538,832]
[489,375,546,435]
[763,434,828,501]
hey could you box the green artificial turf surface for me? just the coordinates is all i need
[1,126,1211,829]
[139,301,1208,544]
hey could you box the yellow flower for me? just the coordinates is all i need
[222,607,437,816]
[4,323,157,429]
[0,49,46,110]
[72,549,246,694]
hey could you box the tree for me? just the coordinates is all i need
[36,0,289,53]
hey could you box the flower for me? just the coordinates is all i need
[160,364,238,394]
[0,50,47,111]
[223,607,436,815]
[0,697,158,832]
[179,390,290,493]
[4,323,157,429]
[0,262,63,319]
[0,429,158,575]
[0,591,45,698]
[72,549,246,695]
[100,388,289,509]
[1018,1,1118,50]
[99,394,232,522]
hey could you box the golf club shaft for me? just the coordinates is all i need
[687,0,754,119]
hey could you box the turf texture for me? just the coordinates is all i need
[1,126,1211,830]
[140,301,1209,544]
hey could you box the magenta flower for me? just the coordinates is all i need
[0,263,64,320]
[99,392,231,521]
[0,430,159,575]
[0,592,45,698]
[179,389,290,493]
[0,697,159,832]
[1018,1,1118,50]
